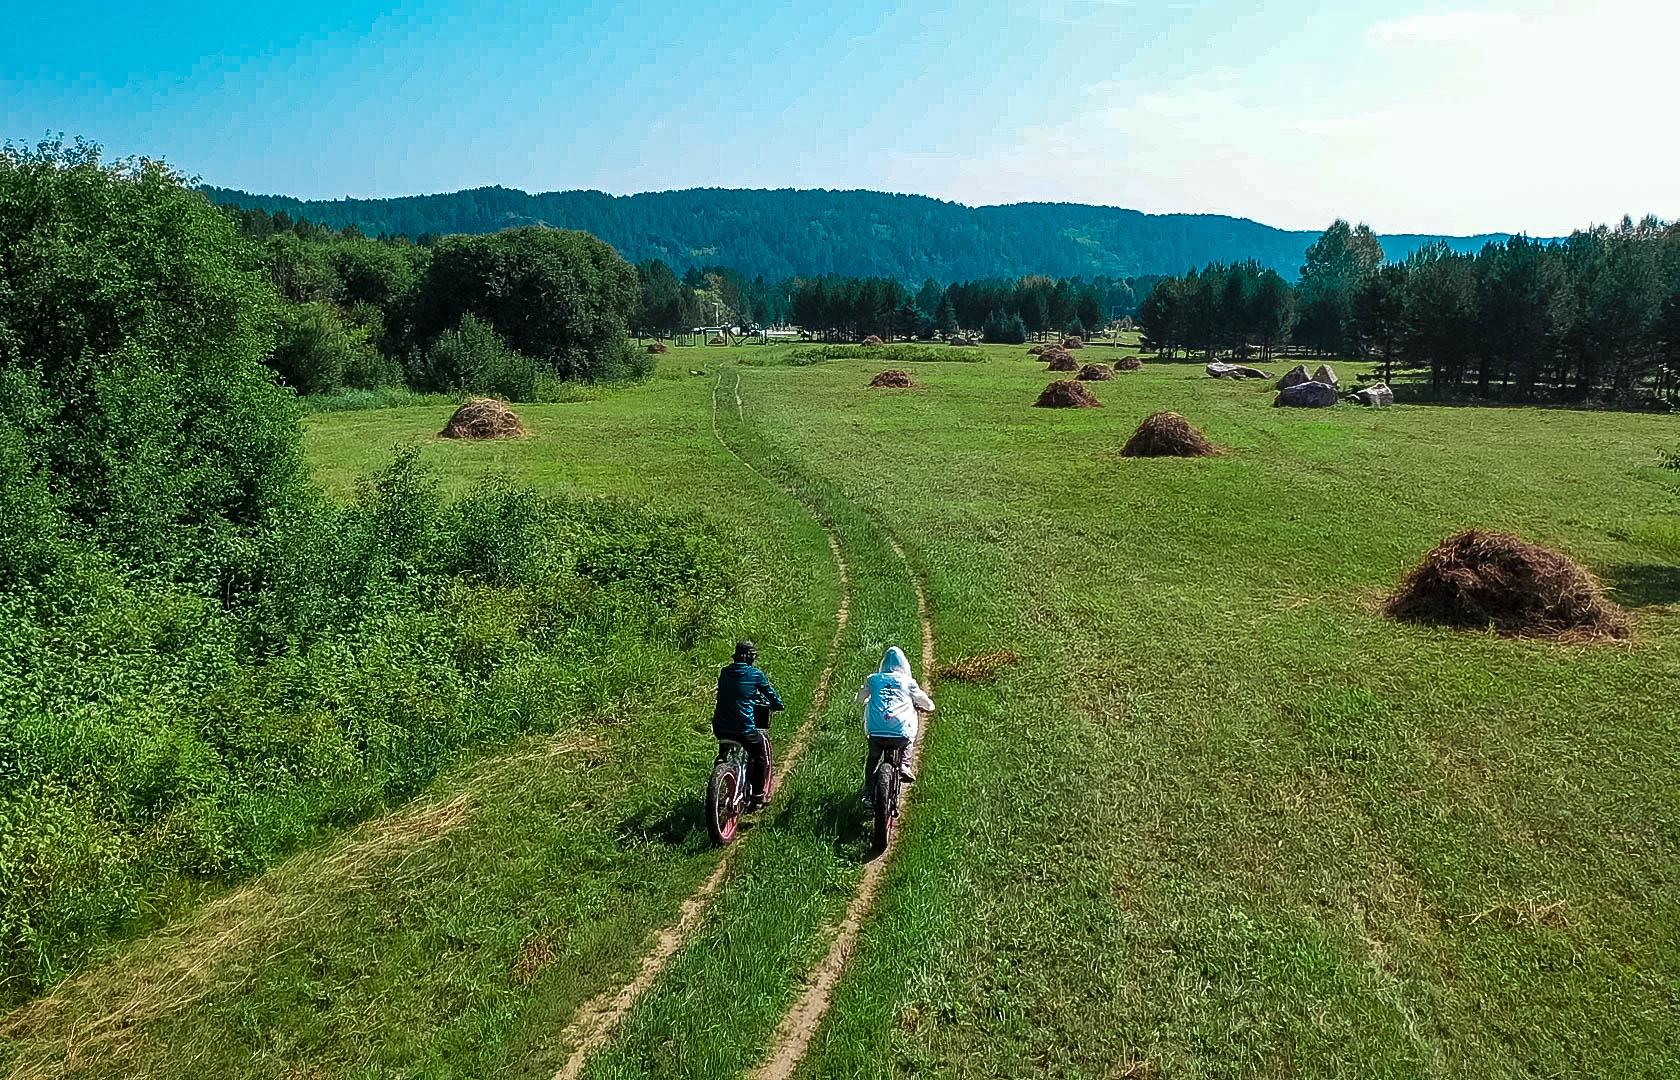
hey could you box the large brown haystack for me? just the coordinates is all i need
[1045,350,1079,372]
[1120,411,1218,457]
[1063,335,1085,349]
[1077,363,1114,381]
[647,341,669,354]
[862,334,885,346]
[1385,530,1630,640]
[869,369,914,388]
[440,397,527,440]
[1035,380,1101,408]
[1114,356,1143,371]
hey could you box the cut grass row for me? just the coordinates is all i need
[731,346,1679,1078]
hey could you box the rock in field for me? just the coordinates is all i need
[1313,364,1339,388]
[1352,382,1395,407]
[1274,381,1339,408]
[1207,362,1272,380]
[1277,364,1312,390]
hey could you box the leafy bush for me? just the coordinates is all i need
[270,301,397,394]
[417,314,540,400]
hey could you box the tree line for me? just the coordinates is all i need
[631,260,1159,344]
[228,204,647,399]
[1138,218,1680,405]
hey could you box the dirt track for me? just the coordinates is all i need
[748,530,935,1080]
[549,376,855,1080]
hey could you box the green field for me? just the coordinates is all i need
[5,346,1678,1079]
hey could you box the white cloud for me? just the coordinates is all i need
[1365,9,1522,47]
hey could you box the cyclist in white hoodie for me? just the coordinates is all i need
[855,645,934,804]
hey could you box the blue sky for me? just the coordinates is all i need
[3,1,1673,234]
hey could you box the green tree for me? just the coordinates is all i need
[1298,220,1384,355]
[411,226,641,381]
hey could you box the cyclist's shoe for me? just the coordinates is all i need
[860,787,874,809]
[899,764,916,784]
[748,794,768,812]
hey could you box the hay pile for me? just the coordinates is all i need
[647,341,669,354]
[938,650,1020,683]
[1114,356,1143,371]
[1035,380,1101,408]
[869,369,914,388]
[862,334,885,346]
[1063,335,1084,349]
[1077,363,1114,381]
[1027,345,1044,356]
[1044,349,1079,372]
[1385,530,1630,640]
[440,397,527,440]
[1120,412,1218,457]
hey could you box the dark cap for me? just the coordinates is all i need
[733,640,757,662]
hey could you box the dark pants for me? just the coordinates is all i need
[864,734,911,788]
[715,727,769,800]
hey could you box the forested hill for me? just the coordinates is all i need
[203,184,1507,281]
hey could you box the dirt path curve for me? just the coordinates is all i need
[749,531,935,1080]
[549,374,852,1080]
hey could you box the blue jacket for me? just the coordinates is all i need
[713,661,783,734]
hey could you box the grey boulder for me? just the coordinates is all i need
[1312,364,1340,388]
[1274,381,1339,408]
[1277,364,1313,390]
[1207,362,1273,380]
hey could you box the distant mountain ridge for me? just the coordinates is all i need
[204,184,1511,282]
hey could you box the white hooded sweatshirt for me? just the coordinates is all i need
[855,645,934,742]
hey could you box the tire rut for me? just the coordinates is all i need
[548,374,852,1080]
[748,532,935,1080]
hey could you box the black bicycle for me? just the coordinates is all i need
[868,739,908,853]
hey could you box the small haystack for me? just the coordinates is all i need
[1120,411,1219,457]
[1035,380,1101,408]
[938,650,1020,683]
[440,397,527,440]
[647,341,669,354]
[1385,530,1630,640]
[1045,350,1079,372]
[862,334,885,346]
[1063,335,1085,349]
[1114,356,1143,372]
[1027,345,1044,356]
[1077,363,1115,381]
[869,369,914,388]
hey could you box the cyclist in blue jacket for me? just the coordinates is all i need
[713,641,783,809]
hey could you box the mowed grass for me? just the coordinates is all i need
[717,346,1680,1079]
[5,343,1677,1078]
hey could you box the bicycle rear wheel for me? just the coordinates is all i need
[869,761,895,853]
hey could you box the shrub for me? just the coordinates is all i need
[270,301,394,394]
[418,314,540,400]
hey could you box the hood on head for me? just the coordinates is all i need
[879,645,911,677]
